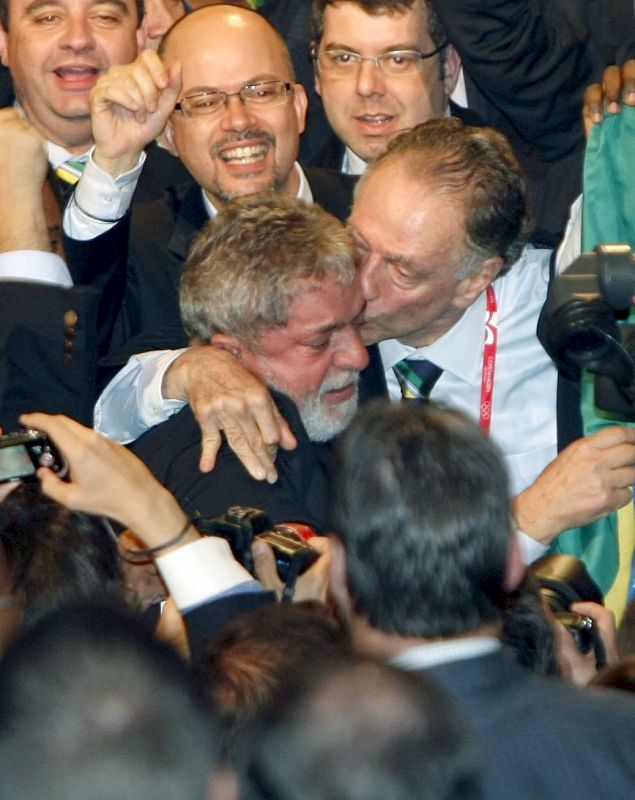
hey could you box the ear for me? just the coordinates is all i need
[442,43,461,99]
[211,332,244,360]
[0,26,9,68]
[312,41,322,98]
[162,118,180,157]
[136,21,147,54]
[452,255,503,311]
[503,530,526,592]
[292,82,308,136]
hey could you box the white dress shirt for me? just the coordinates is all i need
[380,247,558,500]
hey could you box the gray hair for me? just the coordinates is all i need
[180,196,357,346]
[359,118,531,276]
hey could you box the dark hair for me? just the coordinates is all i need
[311,0,448,76]
[0,484,123,625]
[240,654,482,800]
[333,401,513,638]
[499,576,559,676]
[197,601,349,761]
[0,0,144,31]
[0,602,217,800]
[359,118,530,273]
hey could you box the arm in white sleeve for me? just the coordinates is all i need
[156,537,261,614]
[0,251,72,286]
[94,349,188,442]
[63,148,146,241]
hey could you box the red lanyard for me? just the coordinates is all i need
[479,285,498,433]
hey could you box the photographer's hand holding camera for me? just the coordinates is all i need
[11,414,330,639]
[554,601,621,686]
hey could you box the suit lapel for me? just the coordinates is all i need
[166,183,210,262]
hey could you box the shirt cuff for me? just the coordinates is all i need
[0,251,73,286]
[517,528,549,564]
[156,537,257,612]
[138,348,188,429]
[94,349,187,442]
[65,148,145,240]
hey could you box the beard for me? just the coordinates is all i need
[268,370,361,443]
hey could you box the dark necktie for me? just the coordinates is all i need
[394,359,443,401]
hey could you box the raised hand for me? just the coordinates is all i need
[91,49,182,176]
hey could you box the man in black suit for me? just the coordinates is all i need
[131,196,368,529]
[329,401,635,800]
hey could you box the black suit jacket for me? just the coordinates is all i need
[426,648,635,799]
[130,390,334,531]
[0,282,100,429]
[428,0,635,247]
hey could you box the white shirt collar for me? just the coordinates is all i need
[391,636,501,671]
[342,147,368,176]
[200,162,313,219]
[378,287,488,385]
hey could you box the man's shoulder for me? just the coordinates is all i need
[303,166,358,222]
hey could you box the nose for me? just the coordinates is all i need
[355,57,386,97]
[336,326,370,373]
[219,93,258,132]
[60,13,95,52]
[143,0,184,46]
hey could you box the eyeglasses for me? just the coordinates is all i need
[312,45,447,77]
[175,80,294,117]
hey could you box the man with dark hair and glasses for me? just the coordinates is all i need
[308,0,481,174]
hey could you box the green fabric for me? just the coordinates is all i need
[547,107,635,595]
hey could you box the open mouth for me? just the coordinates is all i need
[219,143,269,164]
[53,65,100,85]
[355,113,395,126]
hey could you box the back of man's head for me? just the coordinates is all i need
[239,654,481,800]
[359,118,530,273]
[180,195,356,346]
[0,602,217,800]
[333,402,513,638]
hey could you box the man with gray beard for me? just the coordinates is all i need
[130,195,367,531]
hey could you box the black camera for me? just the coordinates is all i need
[195,506,318,593]
[0,430,68,484]
[529,554,606,666]
[542,244,635,419]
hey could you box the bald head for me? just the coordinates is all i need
[162,3,307,205]
[160,4,294,78]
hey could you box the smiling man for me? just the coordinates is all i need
[0,0,143,151]
[130,196,368,529]
[63,4,358,349]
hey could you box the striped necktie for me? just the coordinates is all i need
[394,359,443,401]
[55,158,86,186]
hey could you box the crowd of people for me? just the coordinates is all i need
[1,1,635,797]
